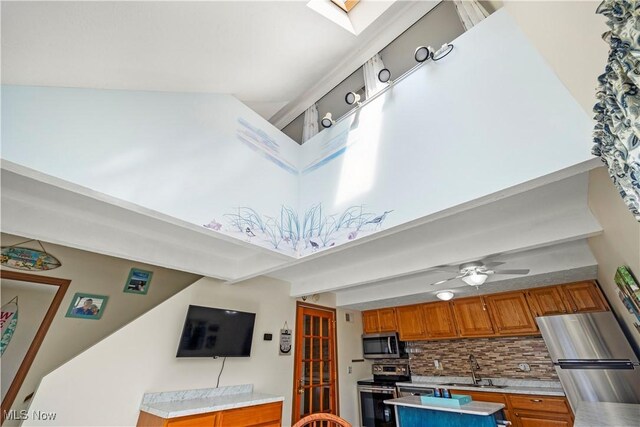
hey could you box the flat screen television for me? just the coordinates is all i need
[176,305,256,358]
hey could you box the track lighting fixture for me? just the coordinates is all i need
[432,43,454,61]
[345,92,361,106]
[321,112,334,128]
[378,68,392,83]
[414,46,433,63]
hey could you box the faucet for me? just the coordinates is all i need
[469,354,481,385]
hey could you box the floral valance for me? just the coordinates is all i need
[592,0,640,221]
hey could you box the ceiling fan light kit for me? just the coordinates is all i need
[428,260,530,287]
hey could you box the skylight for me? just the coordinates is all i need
[331,0,359,13]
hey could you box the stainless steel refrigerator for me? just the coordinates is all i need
[537,312,640,412]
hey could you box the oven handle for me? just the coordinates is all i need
[387,337,393,355]
[358,387,397,394]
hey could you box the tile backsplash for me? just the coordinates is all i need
[406,336,558,380]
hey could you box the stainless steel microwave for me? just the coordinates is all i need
[362,332,407,359]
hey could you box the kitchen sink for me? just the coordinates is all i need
[437,382,508,389]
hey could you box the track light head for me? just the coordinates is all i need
[414,46,432,63]
[321,112,334,128]
[378,68,392,83]
[345,91,361,106]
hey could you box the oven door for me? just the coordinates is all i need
[358,385,397,427]
[362,333,401,359]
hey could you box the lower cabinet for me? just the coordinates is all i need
[137,401,282,427]
[449,390,573,427]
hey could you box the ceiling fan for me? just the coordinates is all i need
[428,261,530,287]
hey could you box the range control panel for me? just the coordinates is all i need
[372,363,410,376]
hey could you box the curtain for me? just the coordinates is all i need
[363,53,387,99]
[453,0,489,31]
[592,0,640,221]
[302,103,319,143]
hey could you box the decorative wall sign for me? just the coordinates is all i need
[1,296,19,355]
[615,266,640,329]
[65,293,108,320]
[1,241,61,271]
[123,268,153,295]
[279,323,292,356]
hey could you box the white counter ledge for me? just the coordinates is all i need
[385,396,504,416]
[574,402,640,427]
[139,384,284,419]
[397,377,566,396]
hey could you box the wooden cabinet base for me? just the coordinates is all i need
[137,402,282,427]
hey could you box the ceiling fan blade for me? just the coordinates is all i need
[431,266,462,273]
[429,275,464,286]
[491,269,530,275]
[482,262,505,269]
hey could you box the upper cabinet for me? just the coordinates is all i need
[396,304,427,341]
[362,308,398,334]
[451,297,495,337]
[361,281,609,341]
[526,286,569,316]
[377,308,398,332]
[486,291,538,335]
[422,301,458,339]
[561,281,609,313]
[362,310,380,334]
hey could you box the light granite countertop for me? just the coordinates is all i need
[139,384,284,419]
[574,401,640,427]
[397,376,565,396]
[385,395,504,416]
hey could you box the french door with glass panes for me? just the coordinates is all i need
[292,303,338,423]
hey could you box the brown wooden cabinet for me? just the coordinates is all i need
[377,308,398,332]
[486,291,538,335]
[526,287,569,316]
[362,308,397,334]
[451,297,494,337]
[449,391,573,427]
[561,281,608,313]
[422,301,458,339]
[362,310,380,334]
[137,402,282,427]
[395,304,427,341]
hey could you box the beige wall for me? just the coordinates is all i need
[22,276,366,427]
[588,168,640,348]
[489,0,608,115]
[0,234,201,425]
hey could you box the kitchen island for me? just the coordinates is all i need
[385,396,506,427]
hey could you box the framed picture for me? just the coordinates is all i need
[124,268,153,295]
[615,266,640,331]
[65,293,108,320]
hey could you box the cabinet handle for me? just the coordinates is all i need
[530,399,543,402]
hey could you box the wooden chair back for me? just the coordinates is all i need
[292,413,352,427]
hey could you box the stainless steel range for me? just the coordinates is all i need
[357,363,410,427]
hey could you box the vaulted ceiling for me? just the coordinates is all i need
[1,0,437,121]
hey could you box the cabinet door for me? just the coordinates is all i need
[561,281,609,313]
[422,302,458,339]
[486,291,538,335]
[167,414,217,427]
[362,310,380,334]
[217,402,281,427]
[450,297,495,337]
[396,304,427,340]
[377,308,397,332]
[527,287,569,316]
[513,412,572,427]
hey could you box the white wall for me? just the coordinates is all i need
[1,86,301,255]
[297,9,594,254]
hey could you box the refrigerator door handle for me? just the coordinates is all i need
[557,359,636,369]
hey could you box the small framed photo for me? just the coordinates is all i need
[124,268,153,295]
[66,293,108,320]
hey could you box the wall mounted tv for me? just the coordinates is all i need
[176,305,256,358]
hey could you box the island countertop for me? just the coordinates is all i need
[139,384,284,419]
[385,396,504,416]
[397,376,565,396]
